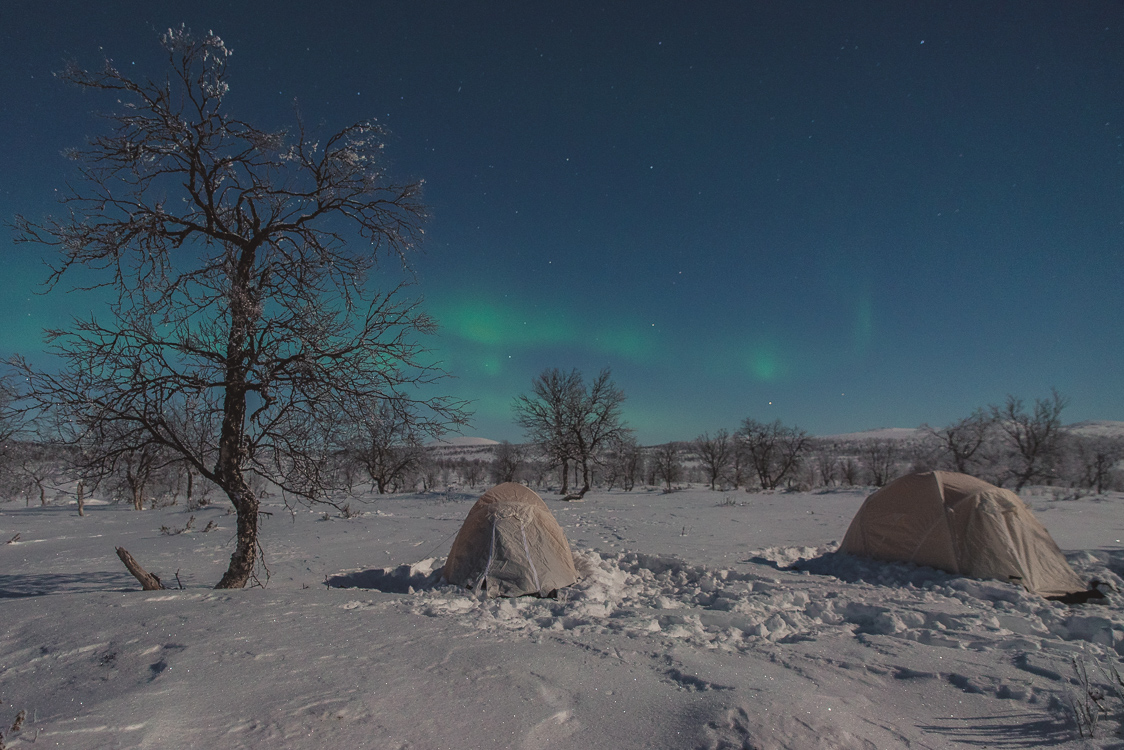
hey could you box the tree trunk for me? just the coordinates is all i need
[214,383,257,588]
[132,483,144,511]
[186,469,194,507]
[38,482,47,506]
[559,459,570,495]
[77,480,85,517]
[214,242,260,589]
[215,479,259,588]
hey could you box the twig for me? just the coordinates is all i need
[4,534,19,545]
[1070,656,1105,738]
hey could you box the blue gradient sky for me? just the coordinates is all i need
[2,2,1122,444]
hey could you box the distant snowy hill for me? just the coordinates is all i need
[1066,420,1124,439]
[817,427,926,443]
[425,436,502,460]
[425,436,501,448]
[816,421,1124,444]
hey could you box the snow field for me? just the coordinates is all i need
[3,487,1124,748]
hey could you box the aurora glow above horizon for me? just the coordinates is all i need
[2,2,1123,445]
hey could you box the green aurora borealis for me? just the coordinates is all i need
[3,1,1123,443]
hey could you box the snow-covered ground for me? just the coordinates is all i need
[2,485,1124,749]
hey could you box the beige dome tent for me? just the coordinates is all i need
[444,483,579,598]
[839,471,1087,599]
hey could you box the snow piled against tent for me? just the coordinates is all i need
[345,545,1124,660]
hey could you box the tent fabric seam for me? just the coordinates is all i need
[520,517,543,595]
[475,518,498,593]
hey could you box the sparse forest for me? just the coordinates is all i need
[3,374,1120,515]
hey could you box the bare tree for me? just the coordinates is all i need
[490,440,523,484]
[693,430,733,490]
[567,370,629,498]
[992,389,1068,491]
[1069,435,1123,494]
[11,442,64,507]
[925,408,996,475]
[811,440,841,487]
[355,402,424,494]
[602,435,644,491]
[622,441,645,491]
[462,459,485,488]
[513,369,581,494]
[737,418,808,490]
[0,375,29,494]
[520,452,551,490]
[417,454,440,492]
[116,442,173,510]
[513,368,628,499]
[652,442,683,491]
[729,433,750,489]
[331,449,366,496]
[860,439,900,486]
[12,28,467,588]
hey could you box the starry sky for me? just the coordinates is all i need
[2,2,1122,444]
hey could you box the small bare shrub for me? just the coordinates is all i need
[159,515,196,535]
[1067,654,1124,739]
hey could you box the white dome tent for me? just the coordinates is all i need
[444,483,579,598]
[839,471,1089,599]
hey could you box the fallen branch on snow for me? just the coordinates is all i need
[115,546,165,591]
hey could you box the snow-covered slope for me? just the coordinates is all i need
[817,427,926,443]
[2,486,1122,748]
[1067,420,1124,439]
[426,436,501,447]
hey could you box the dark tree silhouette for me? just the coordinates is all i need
[993,389,1068,491]
[1071,435,1124,494]
[692,430,733,490]
[602,435,644,491]
[354,402,425,494]
[513,368,580,494]
[925,408,996,475]
[489,440,523,484]
[513,367,628,499]
[13,28,467,587]
[652,442,683,492]
[859,439,900,487]
[737,418,808,490]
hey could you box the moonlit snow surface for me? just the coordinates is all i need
[3,486,1123,748]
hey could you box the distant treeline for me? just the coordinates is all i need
[2,388,1120,507]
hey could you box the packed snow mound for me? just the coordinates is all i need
[344,546,1124,659]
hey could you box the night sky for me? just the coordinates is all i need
[2,2,1122,444]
